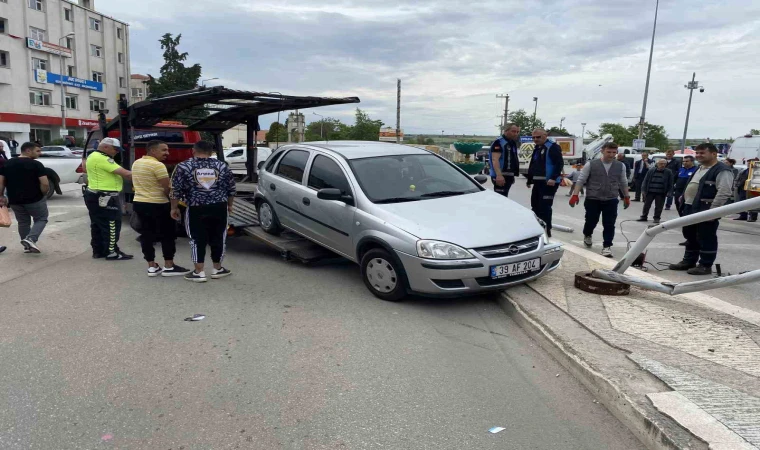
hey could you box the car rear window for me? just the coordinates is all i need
[276,150,309,183]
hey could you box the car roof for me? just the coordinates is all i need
[296,141,429,160]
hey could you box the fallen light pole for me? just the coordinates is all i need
[585,195,760,295]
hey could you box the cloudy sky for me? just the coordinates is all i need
[99,0,760,141]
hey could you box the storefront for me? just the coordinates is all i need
[0,113,100,146]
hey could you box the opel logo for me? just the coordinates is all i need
[508,245,520,255]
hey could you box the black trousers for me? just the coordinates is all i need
[492,177,515,197]
[583,198,619,247]
[633,176,646,200]
[641,193,666,220]
[530,181,559,231]
[84,191,122,256]
[133,202,176,262]
[681,204,720,267]
[187,202,228,264]
[674,190,685,217]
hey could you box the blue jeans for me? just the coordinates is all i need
[10,198,49,243]
[583,198,619,247]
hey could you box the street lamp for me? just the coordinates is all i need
[532,97,538,127]
[559,116,566,130]
[681,72,704,152]
[201,77,218,87]
[58,32,75,140]
[637,0,660,141]
[312,112,324,139]
[581,122,587,142]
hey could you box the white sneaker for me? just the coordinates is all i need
[184,271,208,283]
[147,266,163,277]
[21,238,40,253]
[601,247,613,258]
[583,236,593,247]
[211,267,232,279]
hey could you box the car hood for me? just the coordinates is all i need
[370,190,544,248]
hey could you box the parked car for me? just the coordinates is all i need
[39,146,80,158]
[224,146,271,173]
[255,141,563,301]
[37,157,83,198]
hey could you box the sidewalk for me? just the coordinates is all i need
[499,240,760,450]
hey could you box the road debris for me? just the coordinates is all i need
[184,314,206,322]
[488,427,506,434]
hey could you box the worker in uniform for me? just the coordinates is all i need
[489,123,520,197]
[663,150,682,210]
[83,137,133,260]
[527,128,564,236]
[669,143,734,275]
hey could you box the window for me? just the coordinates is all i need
[131,87,143,98]
[0,51,8,68]
[118,77,125,88]
[89,18,101,31]
[65,37,73,49]
[265,150,285,172]
[28,0,43,11]
[29,27,45,41]
[116,28,122,39]
[30,129,52,145]
[275,150,310,183]
[308,155,351,195]
[65,95,78,109]
[91,71,103,83]
[64,8,72,21]
[90,44,102,57]
[67,65,76,77]
[117,52,124,63]
[31,57,47,71]
[0,17,6,34]
[229,150,243,158]
[89,98,105,111]
[29,90,51,106]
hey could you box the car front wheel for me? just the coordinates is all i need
[257,200,282,235]
[360,248,407,302]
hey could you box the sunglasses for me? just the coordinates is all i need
[531,136,543,140]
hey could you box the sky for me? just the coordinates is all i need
[98,0,760,141]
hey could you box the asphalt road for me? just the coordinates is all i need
[498,178,760,314]
[0,186,644,449]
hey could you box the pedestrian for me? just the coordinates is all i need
[83,137,133,260]
[489,123,520,197]
[170,140,235,282]
[564,164,584,196]
[637,159,674,224]
[569,142,630,258]
[0,142,49,253]
[0,141,8,162]
[132,140,191,277]
[733,158,758,222]
[663,150,682,210]
[527,128,563,237]
[9,139,19,156]
[669,143,734,275]
[725,158,740,179]
[674,155,697,215]
[632,152,653,201]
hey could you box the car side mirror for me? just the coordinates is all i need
[257,160,266,170]
[473,174,488,185]
[317,188,354,205]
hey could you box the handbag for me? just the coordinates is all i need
[0,206,11,228]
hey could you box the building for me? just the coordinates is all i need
[379,127,404,142]
[129,73,147,103]
[221,123,267,147]
[286,111,304,143]
[0,0,130,145]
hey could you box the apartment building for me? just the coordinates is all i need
[0,0,130,145]
[129,73,147,103]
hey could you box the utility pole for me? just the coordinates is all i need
[532,97,539,128]
[396,79,401,144]
[638,0,660,141]
[681,72,703,152]
[581,123,587,143]
[496,94,509,129]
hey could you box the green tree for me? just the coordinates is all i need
[751,129,760,135]
[266,122,288,142]
[414,135,427,145]
[305,118,349,141]
[146,33,203,99]
[592,122,669,151]
[424,138,435,145]
[547,126,570,136]
[507,109,545,136]
[597,123,636,146]
[349,108,384,141]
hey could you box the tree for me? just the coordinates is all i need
[349,108,384,141]
[424,138,435,145]
[266,122,288,143]
[146,33,203,99]
[751,129,760,135]
[597,123,636,147]
[547,126,570,136]
[507,109,545,136]
[592,122,669,151]
[414,135,428,145]
[305,118,350,141]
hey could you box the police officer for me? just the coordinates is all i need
[489,123,520,197]
[527,128,564,236]
[669,143,734,275]
[84,137,133,260]
[674,155,697,217]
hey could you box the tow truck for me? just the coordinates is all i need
[84,87,360,262]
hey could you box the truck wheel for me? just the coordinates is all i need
[257,200,282,235]
[360,248,408,302]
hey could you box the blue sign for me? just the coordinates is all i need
[520,136,533,143]
[34,69,103,92]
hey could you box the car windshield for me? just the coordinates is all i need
[349,154,481,204]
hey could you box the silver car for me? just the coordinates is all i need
[255,141,563,301]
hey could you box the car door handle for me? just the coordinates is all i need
[269,183,276,191]
[302,197,310,206]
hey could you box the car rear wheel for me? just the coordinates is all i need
[257,200,282,235]
[361,248,407,302]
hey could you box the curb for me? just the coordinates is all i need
[497,288,691,450]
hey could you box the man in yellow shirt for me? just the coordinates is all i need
[84,137,133,260]
[132,140,190,277]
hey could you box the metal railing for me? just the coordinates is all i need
[591,196,760,295]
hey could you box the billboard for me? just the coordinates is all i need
[35,70,103,92]
[27,38,73,58]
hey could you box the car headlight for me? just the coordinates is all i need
[416,240,474,260]
[534,214,549,243]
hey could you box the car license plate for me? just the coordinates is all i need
[490,258,540,279]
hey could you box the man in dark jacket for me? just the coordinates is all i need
[674,156,697,217]
[637,159,674,224]
[527,128,564,237]
[632,152,653,201]
[489,123,520,197]
[734,158,758,222]
[663,150,682,210]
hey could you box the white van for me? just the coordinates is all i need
[728,135,760,163]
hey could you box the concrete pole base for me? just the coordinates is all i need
[574,271,630,296]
